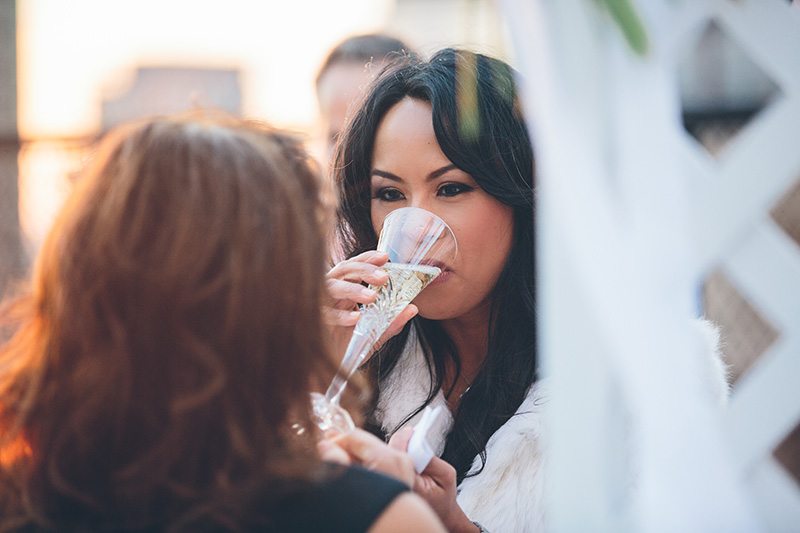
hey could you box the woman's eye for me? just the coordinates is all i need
[373,188,405,202]
[437,182,473,197]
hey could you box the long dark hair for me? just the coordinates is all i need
[0,114,338,530]
[334,48,536,484]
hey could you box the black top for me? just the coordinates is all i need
[2,464,408,532]
[267,464,409,532]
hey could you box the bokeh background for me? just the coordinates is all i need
[6,0,509,255]
[1,0,798,506]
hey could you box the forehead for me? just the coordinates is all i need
[372,98,455,173]
[374,97,437,150]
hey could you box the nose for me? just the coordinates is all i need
[408,198,438,216]
[409,201,445,223]
[406,200,451,232]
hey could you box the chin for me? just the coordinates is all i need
[414,300,460,321]
[417,311,450,321]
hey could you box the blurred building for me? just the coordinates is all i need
[0,0,25,297]
[17,65,242,254]
[101,66,242,131]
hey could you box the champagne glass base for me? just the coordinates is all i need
[310,392,355,434]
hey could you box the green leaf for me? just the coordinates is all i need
[599,0,649,55]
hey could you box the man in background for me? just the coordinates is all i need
[316,34,416,162]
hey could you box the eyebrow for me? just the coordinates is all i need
[371,164,458,183]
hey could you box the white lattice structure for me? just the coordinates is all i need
[501,0,800,530]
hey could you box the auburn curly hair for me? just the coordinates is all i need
[0,114,343,530]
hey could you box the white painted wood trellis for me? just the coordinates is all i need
[500,0,800,531]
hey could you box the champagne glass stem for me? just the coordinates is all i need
[325,329,375,405]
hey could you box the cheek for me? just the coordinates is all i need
[457,210,513,287]
[413,218,513,320]
[456,205,514,262]
[474,222,513,283]
[370,203,391,235]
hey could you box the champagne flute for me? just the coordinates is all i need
[311,207,458,433]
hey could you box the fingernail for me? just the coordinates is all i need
[361,287,376,298]
[349,311,361,320]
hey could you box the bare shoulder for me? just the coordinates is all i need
[369,492,446,533]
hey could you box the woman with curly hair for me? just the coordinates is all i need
[0,114,442,532]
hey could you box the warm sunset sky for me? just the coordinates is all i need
[15,0,510,251]
[15,0,402,249]
[16,0,395,138]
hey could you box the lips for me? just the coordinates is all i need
[421,259,449,271]
[421,260,452,287]
[428,269,452,287]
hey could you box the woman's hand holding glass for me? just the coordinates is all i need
[315,250,419,436]
[324,250,419,362]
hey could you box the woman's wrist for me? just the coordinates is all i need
[446,507,481,533]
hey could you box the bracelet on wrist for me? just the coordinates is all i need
[472,520,489,533]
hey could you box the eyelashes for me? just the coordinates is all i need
[437,182,473,197]
[372,187,404,202]
[371,182,475,201]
